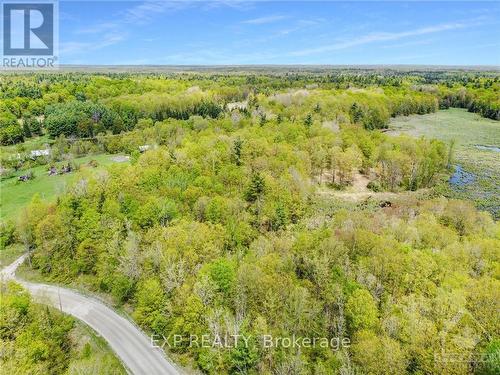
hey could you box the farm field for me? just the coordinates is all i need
[0,153,129,221]
[389,108,500,217]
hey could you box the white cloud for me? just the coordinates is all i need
[380,38,434,49]
[242,15,287,25]
[121,0,189,24]
[290,21,476,57]
[76,1,187,35]
[60,32,126,55]
[77,22,118,35]
[203,1,254,12]
[63,1,184,57]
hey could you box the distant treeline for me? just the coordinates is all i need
[0,71,498,145]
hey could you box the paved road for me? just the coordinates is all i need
[1,254,181,375]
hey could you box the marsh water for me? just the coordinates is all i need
[475,145,500,152]
[449,165,476,186]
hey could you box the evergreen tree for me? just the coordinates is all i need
[232,138,243,166]
[304,113,313,127]
[245,173,265,202]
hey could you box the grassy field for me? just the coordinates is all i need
[389,108,499,217]
[0,154,129,222]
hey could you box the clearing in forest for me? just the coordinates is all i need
[0,154,129,221]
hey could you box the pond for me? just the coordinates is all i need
[449,165,476,186]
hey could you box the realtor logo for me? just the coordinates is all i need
[2,0,58,68]
[3,2,53,55]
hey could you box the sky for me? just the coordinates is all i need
[56,1,500,65]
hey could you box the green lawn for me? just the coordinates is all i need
[0,154,129,222]
[389,108,499,217]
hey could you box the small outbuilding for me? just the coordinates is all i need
[30,149,50,157]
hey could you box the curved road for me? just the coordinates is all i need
[1,254,181,375]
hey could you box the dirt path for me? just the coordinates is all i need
[318,172,403,202]
[318,188,399,202]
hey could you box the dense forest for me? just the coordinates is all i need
[1,69,499,374]
[0,69,499,145]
